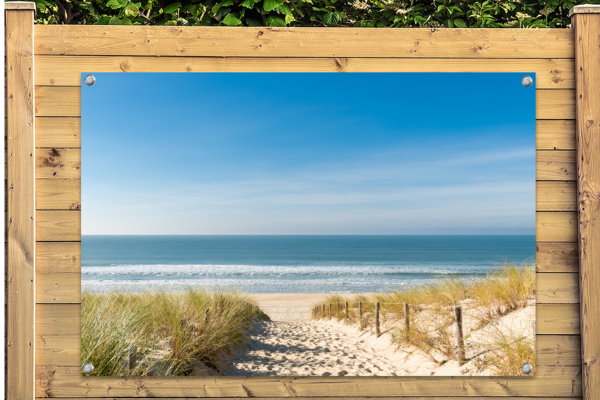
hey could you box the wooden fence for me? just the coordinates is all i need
[5,1,600,400]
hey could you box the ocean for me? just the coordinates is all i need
[81,235,535,293]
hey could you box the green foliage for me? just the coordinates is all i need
[13,0,600,27]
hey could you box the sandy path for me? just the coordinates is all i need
[228,294,401,376]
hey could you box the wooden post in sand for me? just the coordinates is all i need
[329,303,332,319]
[359,301,363,323]
[128,346,138,371]
[322,304,326,319]
[454,306,466,365]
[404,302,410,338]
[345,301,349,319]
[337,302,340,319]
[205,308,210,324]
[375,302,381,337]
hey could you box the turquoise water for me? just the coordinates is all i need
[81,235,535,293]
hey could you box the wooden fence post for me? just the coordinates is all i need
[205,308,210,324]
[454,306,466,365]
[128,346,138,370]
[329,303,332,320]
[404,302,410,338]
[337,302,340,319]
[322,303,326,319]
[345,301,349,319]
[359,301,363,324]
[375,302,381,337]
[571,6,600,399]
[6,3,36,400]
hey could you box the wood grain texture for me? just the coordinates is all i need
[36,211,80,242]
[537,304,581,334]
[537,120,576,150]
[536,273,580,304]
[6,8,36,400]
[33,26,574,58]
[36,179,80,210]
[36,117,80,148]
[31,119,578,151]
[537,181,577,211]
[537,242,579,273]
[36,242,80,274]
[34,86,575,119]
[34,56,574,88]
[537,151,577,180]
[574,13,600,400]
[537,212,578,242]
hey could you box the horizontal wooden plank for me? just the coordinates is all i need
[30,398,586,400]
[34,271,579,305]
[537,151,577,181]
[35,149,80,179]
[536,242,579,273]
[536,212,578,243]
[33,148,577,181]
[34,364,582,397]
[32,119,577,151]
[536,120,576,150]
[36,179,80,210]
[536,304,580,335]
[36,242,80,274]
[537,181,577,211]
[536,273,580,304]
[36,117,80,148]
[36,211,80,242]
[34,26,574,59]
[34,87,576,119]
[34,331,580,369]
[35,56,574,89]
[536,90,575,120]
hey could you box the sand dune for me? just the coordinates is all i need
[224,294,535,376]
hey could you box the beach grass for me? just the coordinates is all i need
[81,288,269,376]
[313,261,536,375]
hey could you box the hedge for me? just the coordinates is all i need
[7,0,597,28]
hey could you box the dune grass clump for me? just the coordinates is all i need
[81,288,269,376]
[313,262,536,372]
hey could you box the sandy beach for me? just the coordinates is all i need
[224,294,535,376]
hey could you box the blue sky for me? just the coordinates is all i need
[82,73,535,235]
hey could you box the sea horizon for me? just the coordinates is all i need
[82,235,535,294]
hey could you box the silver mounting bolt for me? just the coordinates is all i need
[84,75,96,86]
[82,363,94,375]
[521,75,533,87]
[521,362,533,374]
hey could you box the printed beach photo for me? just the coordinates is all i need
[81,72,536,377]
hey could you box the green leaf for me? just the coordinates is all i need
[94,16,112,25]
[108,16,123,24]
[453,18,467,27]
[322,11,339,25]
[284,13,296,24]
[275,4,292,15]
[241,0,259,9]
[263,0,285,12]
[222,13,242,25]
[266,15,286,26]
[124,4,140,17]
[163,2,182,13]
[165,19,178,25]
[106,0,128,10]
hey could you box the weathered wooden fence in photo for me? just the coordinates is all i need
[5,1,600,399]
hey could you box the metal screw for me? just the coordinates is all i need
[82,363,94,374]
[521,76,533,87]
[521,363,533,374]
[84,75,96,86]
